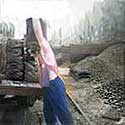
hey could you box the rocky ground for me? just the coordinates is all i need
[0,42,124,125]
[68,77,123,125]
[69,42,125,125]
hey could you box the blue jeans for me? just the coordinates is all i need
[43,77,73,125]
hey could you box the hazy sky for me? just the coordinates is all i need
[2,0,99,20]
[2,0,70,20]
[0,0,102,38]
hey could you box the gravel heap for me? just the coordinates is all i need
[70,43,125,114]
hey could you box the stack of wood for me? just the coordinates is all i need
[6,39,24,81]
[23,18,47,83]
[23,48,38,83]
[0,18,47,83]
[0,38,38,83]
[0,39,7,80]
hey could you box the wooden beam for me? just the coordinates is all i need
[0,82,42,96]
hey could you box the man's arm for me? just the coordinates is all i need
[32,19,53,57]
[32,18,59,75]
[32,19,44,49]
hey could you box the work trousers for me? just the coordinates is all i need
[43,77,73,125]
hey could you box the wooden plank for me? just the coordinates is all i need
[0,84,42,96]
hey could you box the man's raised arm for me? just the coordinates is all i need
[32,18,44,48]
[32,18,59,75]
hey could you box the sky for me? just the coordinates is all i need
[0,0,103,38]
[2,0,70,20]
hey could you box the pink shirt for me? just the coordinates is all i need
[33,19,59,87]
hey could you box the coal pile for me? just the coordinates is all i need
[96,79,125,114]
[70,42,125,114]
[71,43,124,80]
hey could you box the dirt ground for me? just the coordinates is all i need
[69,77,123,125]
[67,42,125,125]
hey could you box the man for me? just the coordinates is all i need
[32,18,73,125]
